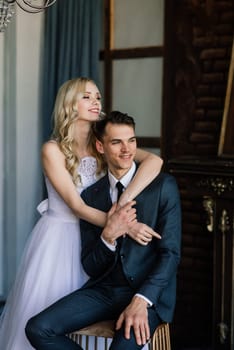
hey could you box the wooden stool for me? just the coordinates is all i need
[69,320,171,350]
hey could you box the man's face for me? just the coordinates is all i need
[96,123,137,178]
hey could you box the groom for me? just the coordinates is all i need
[26,111,181,350]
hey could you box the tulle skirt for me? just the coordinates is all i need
[0,213,88,350]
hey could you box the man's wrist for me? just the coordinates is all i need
[135,294,153,308]
[101,234,115,245]
[101,226,115,244]
[101,234,116,251]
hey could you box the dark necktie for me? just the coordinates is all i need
[116,181,124,201]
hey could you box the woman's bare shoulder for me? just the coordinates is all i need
[41,140,64,160]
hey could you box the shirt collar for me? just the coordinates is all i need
[108,162,136,192]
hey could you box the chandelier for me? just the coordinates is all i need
[0,0,57,32]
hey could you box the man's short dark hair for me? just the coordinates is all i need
[93,111,136,141]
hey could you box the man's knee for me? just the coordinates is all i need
[25,315,49,344]
[110,328,143,350]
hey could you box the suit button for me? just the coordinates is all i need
[120,255,124,259]
[130,277,134,281]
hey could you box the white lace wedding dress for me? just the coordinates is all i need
[0,156,104,350]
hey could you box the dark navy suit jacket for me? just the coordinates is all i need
[80,172,181,323]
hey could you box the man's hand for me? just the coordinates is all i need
[116,296,150,346]
[101,201,137,245]
[128,222,161,245]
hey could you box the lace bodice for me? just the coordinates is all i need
[38,157,101,221]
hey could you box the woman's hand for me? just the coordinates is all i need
[101,201,137,245]
[127,222,161,245]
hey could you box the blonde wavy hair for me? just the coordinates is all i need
[51,77,105,184]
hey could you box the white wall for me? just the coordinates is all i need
[0,8,44,296]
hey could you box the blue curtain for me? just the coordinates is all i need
[41,0,103,141]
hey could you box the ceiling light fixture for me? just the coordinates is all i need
[0,0,56,32]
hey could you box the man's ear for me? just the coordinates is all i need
[96,139,104,154]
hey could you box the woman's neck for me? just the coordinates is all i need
[74,121,92,158]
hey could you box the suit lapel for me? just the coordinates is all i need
[92,175,112,212]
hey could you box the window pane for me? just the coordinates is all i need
[114,0,164,48]
[112,58,162,137]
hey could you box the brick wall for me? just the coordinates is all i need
[164,0,234,158]
[164,2,234,348]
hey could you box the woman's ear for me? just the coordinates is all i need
[96,139,104,154]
